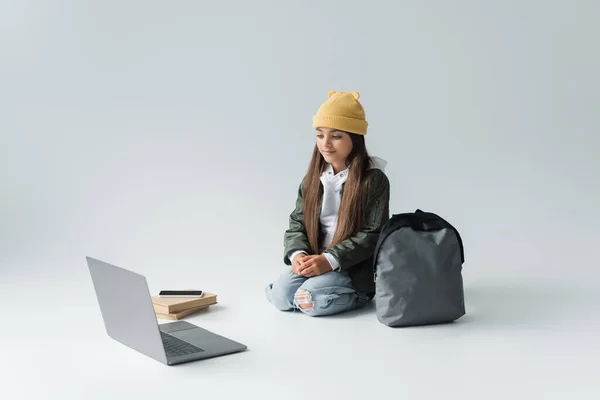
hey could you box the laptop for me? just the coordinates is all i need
[86,256,247,365]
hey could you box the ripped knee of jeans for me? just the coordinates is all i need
[294,289,314,312]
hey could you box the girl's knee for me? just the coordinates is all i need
[265,281,296,311]
[293,287,354,317]
[293,289,315,313]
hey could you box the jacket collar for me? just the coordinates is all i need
[319,156,387,184]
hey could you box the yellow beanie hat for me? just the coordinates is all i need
[313,90,368,135]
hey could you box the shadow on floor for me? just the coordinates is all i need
[326,281,593,328]
[325,299,377,319]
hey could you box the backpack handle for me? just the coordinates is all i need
[373,209,465,271]
[414,209,464,263]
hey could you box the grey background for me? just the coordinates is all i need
[1,1,599,399]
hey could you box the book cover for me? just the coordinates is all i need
[154,303,216,320]
[151,292,217,314]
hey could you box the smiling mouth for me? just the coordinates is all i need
[322,151,335,155]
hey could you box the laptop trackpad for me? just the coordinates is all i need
[164,325,225,348]
[160,321,242,351]
[159,320,198,333]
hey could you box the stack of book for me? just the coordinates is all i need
[151,292,218,320]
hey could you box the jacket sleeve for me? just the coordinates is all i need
[283,180,313,265]
[323,170,390,271]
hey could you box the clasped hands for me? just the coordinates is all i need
[292,253,332,277]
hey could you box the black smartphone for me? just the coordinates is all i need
[158,290,204,298]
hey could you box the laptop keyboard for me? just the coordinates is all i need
[161,331,205,357]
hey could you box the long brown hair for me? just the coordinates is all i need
[302,132,373,254]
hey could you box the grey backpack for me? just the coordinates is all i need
[373,209,466,327]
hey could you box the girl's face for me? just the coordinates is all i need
[316,127,353,166]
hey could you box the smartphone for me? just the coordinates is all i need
[158,290,204,298]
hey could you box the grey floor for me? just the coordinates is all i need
[3,255,598,400]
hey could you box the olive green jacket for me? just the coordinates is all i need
[283,168,390,296]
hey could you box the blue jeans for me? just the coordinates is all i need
[265,267,368,317]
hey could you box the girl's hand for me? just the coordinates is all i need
[292,253,309,275]
[299,255,332,277]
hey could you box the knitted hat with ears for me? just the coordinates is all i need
[312,90,368,135]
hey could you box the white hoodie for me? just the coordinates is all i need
[290,156,388,271]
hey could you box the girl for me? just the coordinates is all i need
[265,90,390,317]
